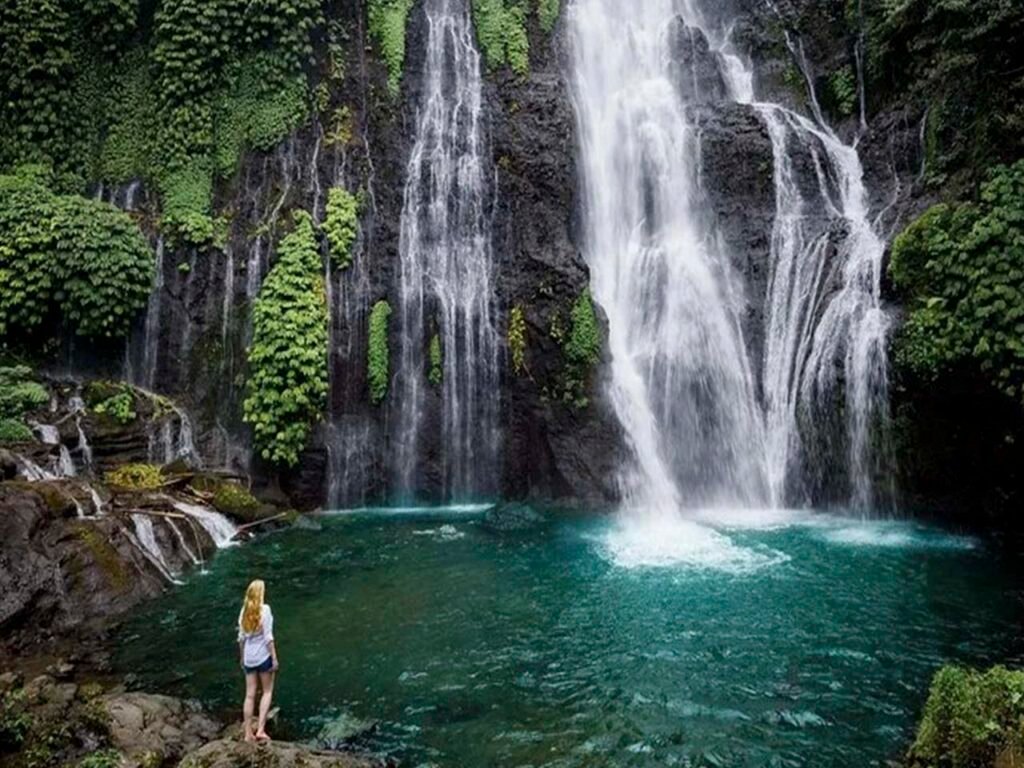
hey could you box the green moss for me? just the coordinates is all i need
[558,291,602,409]
[428,334,443,386]
[323,187,360,268]
[83,380,123,408]
[472,0,530,75]
[212,482,262,522]
[0,689,32,752]
[508,305,527,376]
[243,211,329,467]
[368,0,415,94]
[72,523,129,591]
[368,300,392,405]
[908,665,1024,768]
[104,464,163,490]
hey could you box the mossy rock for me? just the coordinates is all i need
[104,464,163,491]
[3,481,77,516]
[71,523,130,592]
[211,482,263,522]
[83,381,124,408]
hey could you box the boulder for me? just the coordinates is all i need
[103,691,220,765]
[482,502,549,533]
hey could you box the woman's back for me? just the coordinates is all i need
[238,603,274,667]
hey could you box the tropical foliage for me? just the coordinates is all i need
[244,212,329,467]
[368,0,415,94]
[907,665,1024,768]
[890,161,1024,405]
[368,300,392,405]
[0,166,154,342]
[323,187,360,268]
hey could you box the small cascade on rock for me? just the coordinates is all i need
[170,500,238,548]
[133,236,166,392]
[569,0,894,537]
[86,485,105,516]
[30,423,77,478]
[392,0,500,502]
[147,404,201,467]
[129,513,182,583]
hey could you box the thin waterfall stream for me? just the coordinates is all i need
[393,0,500,503]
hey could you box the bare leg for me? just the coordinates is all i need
[243,672,257,742]
[255,670,275,740]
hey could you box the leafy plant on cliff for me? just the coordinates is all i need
[244,211,329,467]
[323,187,360,268]
[0,419,34,444]
[428,334,443,386]
[0,366,49,420]
[863,0,1024,181]
[551,291,602,409]
[889,160,1024,405]
[472,0,530,75]
[508,305,528,375]
[368,300,392,405]
[368,0,415,94]
[0,166,154,343]
[827,65,857,118]
[93,388,137,426]
[907,665,1024,768]
[536,0,560,33]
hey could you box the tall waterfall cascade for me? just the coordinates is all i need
[393,0,500,502]
[569,0,892,553]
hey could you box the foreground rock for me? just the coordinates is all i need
[105,691,221,765]
[180,739,385,768]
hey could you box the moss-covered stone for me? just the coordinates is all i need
[104,464,163,491]
[211,482,262,522]
[72,523,129,592]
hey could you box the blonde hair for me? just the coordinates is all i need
[241,579,265,634]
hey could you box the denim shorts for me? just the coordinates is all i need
[244,656,274,674]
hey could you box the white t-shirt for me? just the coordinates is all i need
[238,604,274,668]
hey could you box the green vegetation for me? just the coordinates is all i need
[509,305,527,375]
[889,161,1024,405]
[907,665,1024,768]
[827,65,857,117]
[0,419,34,444]
[78,750,123,768]
[472,0,530,75]
[244,211,329,467]
[92,387,137,425]
[537,0,560,33]
[559,291,602,409]
[368,0,415,94]
[0,689,32,751]
[428,334,443,386]
[368,300,392,405]
[212,482,262,521]
[104,464,164,490]
[0,166,153,343]
[862,0,1024,182]
[323,187,360,268]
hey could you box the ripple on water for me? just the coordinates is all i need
[819,523,977,550]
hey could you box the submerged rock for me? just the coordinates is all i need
[314,711,379,750]
[482,502,548,533]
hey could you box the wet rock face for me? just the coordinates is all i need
[0,483,210,654]
[668,18,728,103]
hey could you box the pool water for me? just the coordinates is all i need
[114,508,1024,767]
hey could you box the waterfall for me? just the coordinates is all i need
[393,0,500,502]
[570,0,768,516]
[130,513,181,583]
[137,236,166,392]
[170,500,239,548]
[569,0,893,533]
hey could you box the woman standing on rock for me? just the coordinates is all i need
[238,579,278,742]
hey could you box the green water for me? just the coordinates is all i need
[115,508,1024,767]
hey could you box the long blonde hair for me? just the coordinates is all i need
[241,579,265,634]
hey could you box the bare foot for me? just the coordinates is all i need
[255,731,271,743]
[243,732,255,743]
